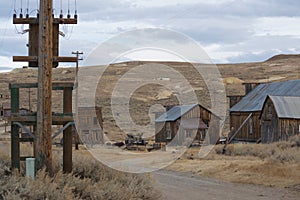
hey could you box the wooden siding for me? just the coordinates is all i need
[230,112,261,141]
[155,104,211,144]
[261,98,300,143]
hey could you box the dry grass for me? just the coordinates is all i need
[0,144,160,200]
[215,134,300,163]
[169,135,300,189]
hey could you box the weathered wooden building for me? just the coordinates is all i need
[261,95,300,143]
[77,106,104,146]
[230,79,300,142]
[155,104,212,145]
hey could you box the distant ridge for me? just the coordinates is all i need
[265,54,300,62]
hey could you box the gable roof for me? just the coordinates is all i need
[155,104,198,122]
[265,95,300,119]
[230,79,300,112]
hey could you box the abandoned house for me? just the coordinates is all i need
[77,106,104,145]
[229,79,300,142]
[155,104,212,145]
[260,95,300,143]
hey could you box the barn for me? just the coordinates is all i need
[229,79,300,142]
[260,95,300,143]
[155,104,212,145]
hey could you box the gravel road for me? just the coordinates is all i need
[152,170,299,200]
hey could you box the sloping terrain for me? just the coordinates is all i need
[0,54,299,140]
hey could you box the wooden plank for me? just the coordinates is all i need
[53,24,59,68]
[13,17,77,24]
[10,114,73,123]
[11,88,20,170]
[13,56,38,62]
[54,56,78,62]
[228,113,253,144]
[29,24,39,67]
[9,82,74,89]
[13,56,77,63]
[63,87,73,173]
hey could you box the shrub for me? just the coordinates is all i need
[0,152,160,200]
[215,134,300,163]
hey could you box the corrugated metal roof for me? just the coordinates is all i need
[268,95,300,119]
[155,104,198,122]
[230,79,300,112]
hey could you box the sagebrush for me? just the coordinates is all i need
[0,148,160,200]
[215,134,300,163]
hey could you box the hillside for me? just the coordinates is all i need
[0,54,299,140]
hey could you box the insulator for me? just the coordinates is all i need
[74,14,78,19]
[26,13,29,18]
[19,13,23,18]
[13,13,17,18]
[67,14,71,18]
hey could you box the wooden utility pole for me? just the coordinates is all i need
[36,0,53,174]
[12,0,77,174]
[72,51,83,150]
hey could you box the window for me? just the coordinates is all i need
[249,118,253,135]
[267,103,272,114]
[166,122,171,139]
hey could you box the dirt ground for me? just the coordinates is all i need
[168,147,300,189]
[152,170,299,200]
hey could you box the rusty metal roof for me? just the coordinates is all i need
[268,95,300,119]
[230,79,300,112]
[155,104,198,122]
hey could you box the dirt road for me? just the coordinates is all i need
[152,170,299,200]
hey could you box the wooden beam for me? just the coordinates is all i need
[10,82,74,90]
[36,0,53,175]
[13,17,77,24]
[63,87,73,173]
[13,56,38,62]
[10,114,74,124]
[11,88,20,170]
[54,56,78,62]
[13,56,77,63]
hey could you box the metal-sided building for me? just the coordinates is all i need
[260,95,300,143]
[155,104,212,145]
[230,79,300,142]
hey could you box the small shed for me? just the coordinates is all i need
[261,95,300,143]
[230,79,300,142]
[155,104,211,145]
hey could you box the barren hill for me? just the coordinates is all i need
[0,54,299,140]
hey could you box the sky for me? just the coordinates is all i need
[0,0,300,71]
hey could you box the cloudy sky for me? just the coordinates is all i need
[0,0,300,71]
